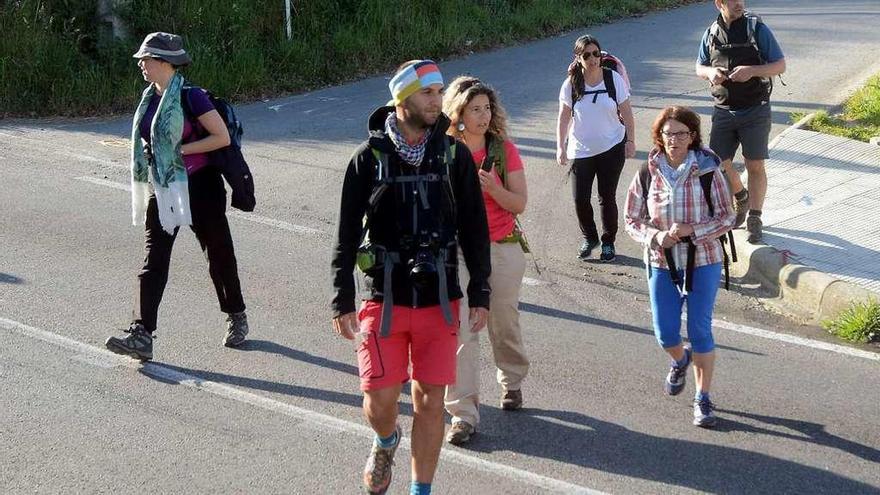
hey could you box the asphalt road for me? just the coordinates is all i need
[2,1,879,493]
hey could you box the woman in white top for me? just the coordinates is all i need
[556,34,636,262]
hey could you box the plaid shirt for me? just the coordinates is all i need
[624,148,735,270]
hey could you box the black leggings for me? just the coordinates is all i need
[132,166,245,332]
[570,139,626,245]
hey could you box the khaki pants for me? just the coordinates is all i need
[444,241,529,426]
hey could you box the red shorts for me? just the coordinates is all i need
[356,300,460,391]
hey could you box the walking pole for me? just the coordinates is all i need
[284,0,292,41]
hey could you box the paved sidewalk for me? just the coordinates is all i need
[760,128,880,295]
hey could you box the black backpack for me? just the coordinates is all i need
[182,86,256,212]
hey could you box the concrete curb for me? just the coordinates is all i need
[731,112,877,322]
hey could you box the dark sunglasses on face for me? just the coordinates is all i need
[582,50,602,59]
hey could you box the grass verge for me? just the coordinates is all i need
[822,299,880,345]
[2,0,699,117]
[802,73,880,142]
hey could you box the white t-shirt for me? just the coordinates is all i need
[559,70,630,159]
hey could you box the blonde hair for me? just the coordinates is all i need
[442,76,510,141]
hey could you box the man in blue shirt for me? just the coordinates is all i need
[696,0,785,243]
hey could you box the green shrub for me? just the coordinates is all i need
[822,299,880,344]
[1,0,698,116]
[806,73,880,142]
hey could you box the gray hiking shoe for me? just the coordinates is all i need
[446,421,476,445]
[746,215,763,244]
[105,323,153,361]
[363,425,401,494]
[733,189,750,228]
[223,311,249,348]
[693,398,719,428]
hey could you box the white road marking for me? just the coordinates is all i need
[73,176,327,237]
[710,318,879,362]
[75,176,130,191]
[522,276,548,286]
[0,316,605,495]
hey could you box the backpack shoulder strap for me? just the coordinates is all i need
[603,68,617,106]
[639,161,650,201]
[698,171,715,218]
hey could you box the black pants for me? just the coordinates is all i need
[133,166,245,332]
[570,139,626,245]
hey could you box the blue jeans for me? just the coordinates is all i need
[648,263,722,353]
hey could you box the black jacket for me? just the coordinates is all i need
[330,106,491,317]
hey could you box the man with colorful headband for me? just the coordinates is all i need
[330,60,491,495]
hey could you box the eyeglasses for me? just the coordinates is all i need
[582,50,602,59]
[661,130,693,140]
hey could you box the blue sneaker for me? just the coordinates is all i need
[664,347,691,396]
[693,398,718,428]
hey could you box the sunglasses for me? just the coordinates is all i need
[582,50,602,59]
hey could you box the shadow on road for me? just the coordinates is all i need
[459,406,877,494]
[239,339,359,376]
[0,272,24,284]
[520,301,764,356]
[716,408,880,464]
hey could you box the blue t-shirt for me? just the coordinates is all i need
[697,18,784,66]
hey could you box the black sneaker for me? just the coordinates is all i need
[746,215,763,244]
[733,189,750,228]
[578,239,600,260]
[693,398,719,428]
[105,323,153,361]
[501,389,523,411]
[599,243,616,262]
[664,347,691,396]
[224,311,249,348]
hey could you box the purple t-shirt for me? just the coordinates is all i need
[139,89,215,175]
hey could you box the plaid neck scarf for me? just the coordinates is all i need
[385,112,428,167]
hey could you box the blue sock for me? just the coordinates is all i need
[375,429,398,449]
[696,391,711,402]
[410,482,431,495]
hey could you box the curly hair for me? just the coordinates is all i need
[650,106,703,152]
[442,76,510,141]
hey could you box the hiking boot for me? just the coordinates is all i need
[105,323,153,361]
[363,425,401,494]
[578,239,600,260]
[223,311,249,348]
[501,389,523,410]
[599,243,616,262]
[665,347,692,396]
[733,189,750,228]
[746,215,763,244]
[693,398,719,428]
[446,421,476,446]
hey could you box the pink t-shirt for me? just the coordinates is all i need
[470,140,524,242]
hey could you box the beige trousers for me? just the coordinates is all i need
[444,241,530,426]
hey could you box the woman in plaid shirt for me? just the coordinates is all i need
[624,106,735,428]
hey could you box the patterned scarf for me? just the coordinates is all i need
[385,112,428,167]
[130,72,191,234]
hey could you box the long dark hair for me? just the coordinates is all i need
[568,34,602,106]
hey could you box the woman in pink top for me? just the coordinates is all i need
[441,76,530,445]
